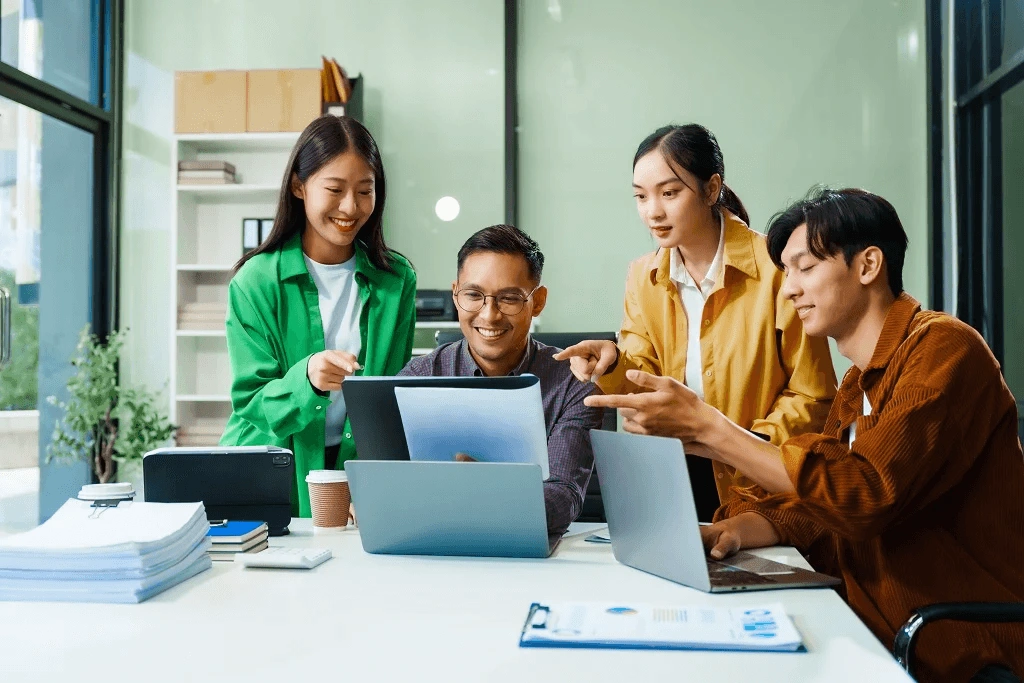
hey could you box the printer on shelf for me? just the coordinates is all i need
[415,289,458,321]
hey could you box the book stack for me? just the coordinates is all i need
[178,160,236,185]
[0,499,212,603]
[207,521,269,561]
[176,417,227,447]
[178,302,227,331]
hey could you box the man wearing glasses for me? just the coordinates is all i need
[398,224,603,540]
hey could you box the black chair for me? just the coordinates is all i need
[434,329,617,522]
[893,602,1024,679]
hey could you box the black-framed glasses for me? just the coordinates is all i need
[454,286,540,315]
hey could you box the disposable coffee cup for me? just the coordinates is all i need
[305,469,350,533]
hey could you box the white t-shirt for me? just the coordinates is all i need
[304,254,364,447]
[669,214,725,400]
[848,393,872,446]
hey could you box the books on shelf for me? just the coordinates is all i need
[179,160,237,174]
[178,302,227,331]
[178,160,237,185]
[176,417,228,447]
[0,499,212,603]
[207,521,269,561]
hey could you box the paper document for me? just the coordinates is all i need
[394,374,550,479]
[519,602,804,652]
[0,499,212,603]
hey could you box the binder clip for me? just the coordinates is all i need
[78,483,136,517]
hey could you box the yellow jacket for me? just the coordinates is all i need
[597,211,837,502]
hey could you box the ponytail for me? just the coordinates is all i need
[719,183,749,226]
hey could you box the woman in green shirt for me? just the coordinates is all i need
[221,115,416,517]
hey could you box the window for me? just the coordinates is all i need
[929,0,1024,438]
[0,0,121,532]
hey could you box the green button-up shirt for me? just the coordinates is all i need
[220,233,416,516]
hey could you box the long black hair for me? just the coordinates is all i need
[633,123,750,226]
[233,115,400,274]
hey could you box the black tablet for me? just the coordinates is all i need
[142,446,294,536]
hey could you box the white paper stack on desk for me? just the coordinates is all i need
[0,499,212,603]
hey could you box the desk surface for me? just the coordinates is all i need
[0,520,912,683]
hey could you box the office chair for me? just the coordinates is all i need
[893,602,1024,678]
[434,329,618,523]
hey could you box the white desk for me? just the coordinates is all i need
[0,521,912,683]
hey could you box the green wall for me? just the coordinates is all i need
[518,0,928,378]
[122,0,929,390]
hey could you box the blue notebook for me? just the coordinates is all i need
[206,521,268,545]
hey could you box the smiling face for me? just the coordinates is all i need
[453,251,547,376]
[632,150,719,250]
[293,149,375,263]
[779,223,870,340]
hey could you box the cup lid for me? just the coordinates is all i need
[78,482,136,501]
[305,469,348,484]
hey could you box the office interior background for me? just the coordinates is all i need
[0,0,1019,532]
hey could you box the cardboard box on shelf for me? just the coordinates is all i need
[247,69,321,133]
[174,71,247,134]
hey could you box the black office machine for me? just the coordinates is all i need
[415,289,458,321]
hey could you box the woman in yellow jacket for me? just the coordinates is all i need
[555,124,837,520]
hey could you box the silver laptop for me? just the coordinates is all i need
[344,460,554,558]
[590,430,841,592]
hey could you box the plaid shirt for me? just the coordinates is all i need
[398,337,603,540]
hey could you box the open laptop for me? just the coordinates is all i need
[590,430,841,592]
[342,376,536,461]
[344,460,554,558]
[143,446,294,536]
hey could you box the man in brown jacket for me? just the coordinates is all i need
[585,188,1024,683]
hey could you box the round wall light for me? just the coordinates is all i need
[435,196,460,222]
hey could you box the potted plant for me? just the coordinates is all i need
[46,326,175,484]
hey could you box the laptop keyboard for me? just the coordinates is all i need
[706,561,776,586]
[719,553,798,575]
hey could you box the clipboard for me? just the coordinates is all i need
[519,601,807,652]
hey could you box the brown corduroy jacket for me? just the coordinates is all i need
[720,293,1024,682]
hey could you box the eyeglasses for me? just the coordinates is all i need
[454,286,540,315]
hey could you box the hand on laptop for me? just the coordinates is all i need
[454,453,477,462]
[307,350,362,392]
[701,512,780,560]
[552,340,619,383]
[584,369,714,442]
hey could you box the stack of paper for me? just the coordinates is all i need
[207,521,269,561]
[0,499,212,603]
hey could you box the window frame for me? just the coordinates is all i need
[0,0,123,336]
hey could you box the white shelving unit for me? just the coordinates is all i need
[170,132,299,446]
